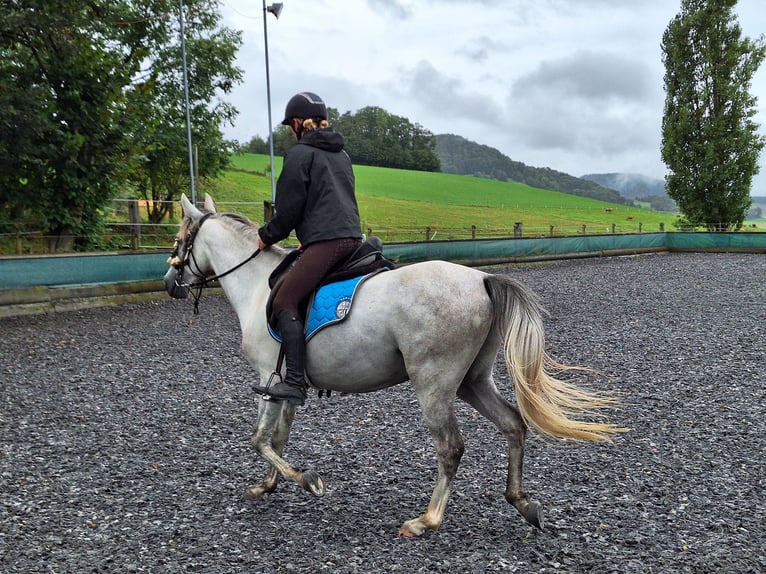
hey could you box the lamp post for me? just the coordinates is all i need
[178,0,196,204]
[263,2,283,214]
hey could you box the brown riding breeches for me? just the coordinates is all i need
[272,237,362,318]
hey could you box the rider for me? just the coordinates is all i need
[253,92,363,406]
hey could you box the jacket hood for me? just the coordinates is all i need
[299,128,346,153]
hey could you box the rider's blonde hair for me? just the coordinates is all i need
[300,118,329,131]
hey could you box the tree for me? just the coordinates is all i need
[128,0,242,224]
[661,0,765,231]
[243,135,269,155]
[0,0,241,249]
[0,1,146,250]
[260,106,440,172]
[334,107,440,172]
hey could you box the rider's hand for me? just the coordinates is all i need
[258,237,269,251]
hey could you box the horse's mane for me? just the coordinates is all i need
[182,210,288,253]
[218,212,261,242]
[180,210,256,237]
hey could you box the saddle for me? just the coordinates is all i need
[265,237,395,331]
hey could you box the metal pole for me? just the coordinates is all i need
[179,0,196,204]
[263,0,276,210]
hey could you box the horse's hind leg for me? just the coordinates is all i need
[458,368,544,530]
[245,399,324,499]
[399,393,465,537]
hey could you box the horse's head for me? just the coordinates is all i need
[164,193,218,299]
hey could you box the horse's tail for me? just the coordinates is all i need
[484,275,627,442]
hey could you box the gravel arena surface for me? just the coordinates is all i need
[1,252,764,573]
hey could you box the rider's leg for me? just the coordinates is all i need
[261,309,308,405]
[254,238,362,405]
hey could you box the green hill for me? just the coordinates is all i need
[434,134,629,205]
[211,153,671,242]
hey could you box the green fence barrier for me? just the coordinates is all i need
[0,252,169,290]
[665,232,766,251]
[1,233,764,291]
[384,233,669,264]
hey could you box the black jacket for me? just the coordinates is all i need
[258,128,362,247]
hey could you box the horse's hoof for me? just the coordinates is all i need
[523,500,544,530]
[398,520,426,538]
[244,485,269,500]
[301,470,325,497]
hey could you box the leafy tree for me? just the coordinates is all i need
[335,107,440,172]
[0,1,146,250]
[0,0,241,249]
[661,0,765,231]
[272,125,296,157]
[257,106,439,172]
[637,195,678,213]
[243,135,269,155]
[128,0,242,224]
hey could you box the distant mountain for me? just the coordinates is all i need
[435,134,630,205]
[581,173,666,199]
[581,173,677,212]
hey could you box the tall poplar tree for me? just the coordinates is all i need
[661,0,765,231]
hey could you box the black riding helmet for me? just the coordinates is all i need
[281,92,327,125]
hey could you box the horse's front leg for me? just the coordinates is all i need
[245,398,324,499]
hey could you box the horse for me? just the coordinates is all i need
[164,193,625,537]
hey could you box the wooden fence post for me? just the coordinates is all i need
[263,201,274,223]
[128,199,141,250]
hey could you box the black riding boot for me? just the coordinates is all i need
[256,311,307,406]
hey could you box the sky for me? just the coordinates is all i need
[217,0,766,194]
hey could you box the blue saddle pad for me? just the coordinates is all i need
[268,272,377,343]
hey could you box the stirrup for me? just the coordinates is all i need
[253,372,306,405]
[253,371,281,399]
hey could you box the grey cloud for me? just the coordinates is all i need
[426,0,507,5]
[404,60,503,124]
[365,0,412,19]
[506,96,657,157]
[506,51,658,156]
[514,50,653,102]
[457,36,501,63]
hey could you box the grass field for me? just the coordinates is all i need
[212,153,675,241]
[5,153,761,255]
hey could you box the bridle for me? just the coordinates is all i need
[168,212,261,314]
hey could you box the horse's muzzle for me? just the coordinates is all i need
[163,268,188,299]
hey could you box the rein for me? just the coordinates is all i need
[170,212,261,314]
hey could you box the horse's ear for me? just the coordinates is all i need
[181,193,204,221]
[203,193,217,213]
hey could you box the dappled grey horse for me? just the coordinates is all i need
[164,193,624,536]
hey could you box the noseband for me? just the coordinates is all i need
[168,212,261,313]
